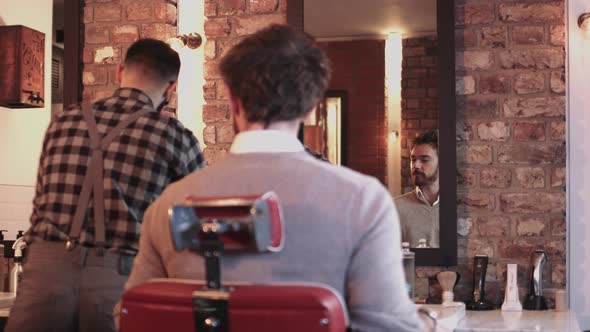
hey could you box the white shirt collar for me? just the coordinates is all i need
[230,130,305,154]
[415,186,440,207]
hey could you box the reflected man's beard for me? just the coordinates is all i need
[412,167,439,187]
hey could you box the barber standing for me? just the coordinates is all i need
[5,38,204,332]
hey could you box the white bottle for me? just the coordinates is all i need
[416,238,429,248]
[9,237,26,294]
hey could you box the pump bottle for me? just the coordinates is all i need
[9,237,26,294]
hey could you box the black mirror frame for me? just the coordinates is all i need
[288,0,457,266]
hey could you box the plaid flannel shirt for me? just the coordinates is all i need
[25,88,204,253]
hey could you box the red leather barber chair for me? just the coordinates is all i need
[120,192,349,332]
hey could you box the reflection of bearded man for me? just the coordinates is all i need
[412,165,439,187]
[395,130,440,248]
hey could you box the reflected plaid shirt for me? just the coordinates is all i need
[26,88,204,253]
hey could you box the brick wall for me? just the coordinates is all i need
[414,0,566,306]
[401,35,439,193]
[319,40,387,184]
[82,0,178,113]
[202,0,287,165]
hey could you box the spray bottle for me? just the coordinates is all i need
[0,230,6,291]
[9,237,26,294]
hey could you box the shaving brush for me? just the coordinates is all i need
[437,271,459,305]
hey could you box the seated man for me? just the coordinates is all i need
[123,24,423,332]
[395,131,440,248]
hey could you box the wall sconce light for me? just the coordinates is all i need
[167,33,202,50]
[389,130,399,143]
[578,13,590,31]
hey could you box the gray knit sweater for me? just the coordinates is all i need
[126,151,423,331]
[394,190,439,248]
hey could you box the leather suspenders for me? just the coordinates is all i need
[66,103,150,252]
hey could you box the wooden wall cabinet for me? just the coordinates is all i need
[0,25,45,108]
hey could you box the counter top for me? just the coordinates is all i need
[456,310,580,332]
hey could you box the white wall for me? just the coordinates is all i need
[0,0,53,238]
[568,0,590,329]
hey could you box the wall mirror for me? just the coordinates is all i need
[288,0,456,266]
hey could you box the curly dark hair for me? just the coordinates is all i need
[124,38,180,83]
[411,130,438,151]
[219,24,331,126]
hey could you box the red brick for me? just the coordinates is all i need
[217,124,235,143]
[480,167,512,188]
[203,104,230,122]
[513,121,546,141]
[516,217,546,236]
[497,144,565,164]
[515,167,545,189]
[477,216,510,237]
[457,97,498,118]
[500,192,564,213]
[112,25,139,44]
[456,3,495,25]
[499,49,565,69]
[498,2,563,23]
[550,120,565,141]
[204,61,221,79]
[479,75,511,95]
[550,25,565,46]
[82,67,108,86]
[458,51,494,71]
[140,23,176,41]
[83,48,94,64]
[457,168,477,187]
[204,40,216,60]
[249,0,278,13]
[203,126,216,145]
[84,6,94,23]
[550,70,565,94]
[456,76,475,95]
[551,216,565,236]
[203,81,217,100]
[219,0,246,15]
[456,120,474,141]
[514,72,545,95]
[458,145,493,165]
[126,1,153,21]
[94,3,121,22]
[86,25,110,44]
[503,97,565,118]
[205,18,231,38]
[233,14,286,36]
[512,26,544,45]
[480,26,506,48]
[205,0,217,17]
[477,121,510,141]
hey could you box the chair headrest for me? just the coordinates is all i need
[169,192,284,253]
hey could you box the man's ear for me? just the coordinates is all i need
[227,87,242,118]
[165,81,178,101]
[115,64,124,84]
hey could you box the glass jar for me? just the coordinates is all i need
[402,242,415,300]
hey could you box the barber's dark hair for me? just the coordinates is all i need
[124,38,180,82]
[411,130,438,151]
[219,24,331,126]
